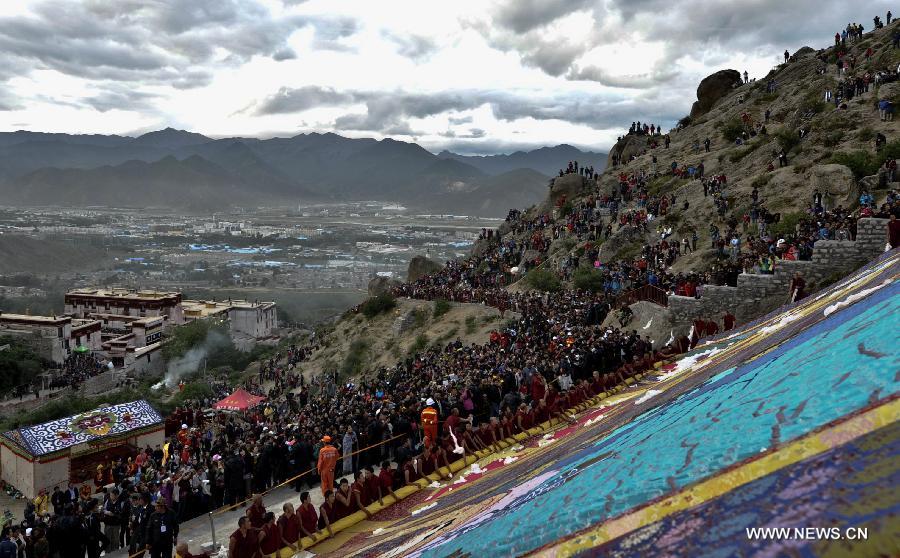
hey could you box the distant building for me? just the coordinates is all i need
[101,316,165,372]
[65,288,184,327]
[0,312,101,364]
[182,299,278,350]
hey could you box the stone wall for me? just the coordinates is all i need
[668,218,889,329]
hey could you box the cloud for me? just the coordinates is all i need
[0,0,361,111]
[566,65,679,88]
[272,47,298,61]
[256,84,682,136]
[309,16,359,51]
[492,0,595,33]
[472,0,891,91]
[255,86,356,114]
[384,32,438,61]
[80,88,160,113]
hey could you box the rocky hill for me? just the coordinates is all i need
[302,297,510,380]
[523,21,899,283]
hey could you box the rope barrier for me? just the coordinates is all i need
[211,430,410,516]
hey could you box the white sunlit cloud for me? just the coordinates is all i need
[0,0,891,153]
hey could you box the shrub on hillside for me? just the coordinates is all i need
[573,268,605,293]
[407,333,429,357]
[753,92,779,106]
[361,293,396,318]
[774,129,800,153]
[729,140,763,162]
[720,118,745,142]
[831,150,881,180]
[525,268,561,292]
[768,211,805,239]
[799,91,828,115]
[341,339,369,379]
[433,299,451,319]
[822,131,844,148]
[857,126,875,142]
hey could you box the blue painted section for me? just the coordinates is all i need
[418,281,900,558]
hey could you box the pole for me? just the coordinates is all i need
[208,511,217,549]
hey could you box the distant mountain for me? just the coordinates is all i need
[0,130,129,148]
[4,155,312,210]
[131,127,212,149]
[0,129,580,216]
[426,168,550,216]
[438,144,607,176]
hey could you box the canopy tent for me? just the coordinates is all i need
[214,388,265,411]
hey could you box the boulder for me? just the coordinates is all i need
[878,81,900,103]
[545,174,587,209]
[689,69,743,119]
[809,163,856,200]
[368,276,401,297]
[407,255,443,283]
[606,134,647,169]
[792,46,816,59]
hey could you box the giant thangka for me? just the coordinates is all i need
[2,400,163,457]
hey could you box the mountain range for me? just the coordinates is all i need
[0,128,606,216]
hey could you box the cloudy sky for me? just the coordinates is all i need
[0,0,890,154]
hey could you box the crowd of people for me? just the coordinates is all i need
[3,13,898,558]
[48,354,108,390]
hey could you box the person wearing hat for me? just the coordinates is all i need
[421,399,438,449]
[316,436,338,497]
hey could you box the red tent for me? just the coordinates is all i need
[214,389,265,411]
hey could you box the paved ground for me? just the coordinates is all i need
[106,466,368,557]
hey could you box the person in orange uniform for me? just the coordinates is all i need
[317,436,339,497]
[421,399,438,448]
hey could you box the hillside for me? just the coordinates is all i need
[0,235,124,274]
[517,22,899,288]
[302,298,510,380]
[5,155,298,210]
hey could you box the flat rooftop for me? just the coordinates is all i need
[0,313,70,325]
[182,299,275,318]
[65,288,181,301]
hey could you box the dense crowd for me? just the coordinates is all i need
[4,13,898,558]
[47,354,108,390]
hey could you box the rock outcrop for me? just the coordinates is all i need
[535,173,590,215]
[689,69,743,119]
[368,276,401,297]
[407,255,442,283]
[809,163,858,205]
[606,134,648,170]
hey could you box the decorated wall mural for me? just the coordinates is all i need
[2,400,163,457]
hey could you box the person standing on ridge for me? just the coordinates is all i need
[317,436,339,497]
